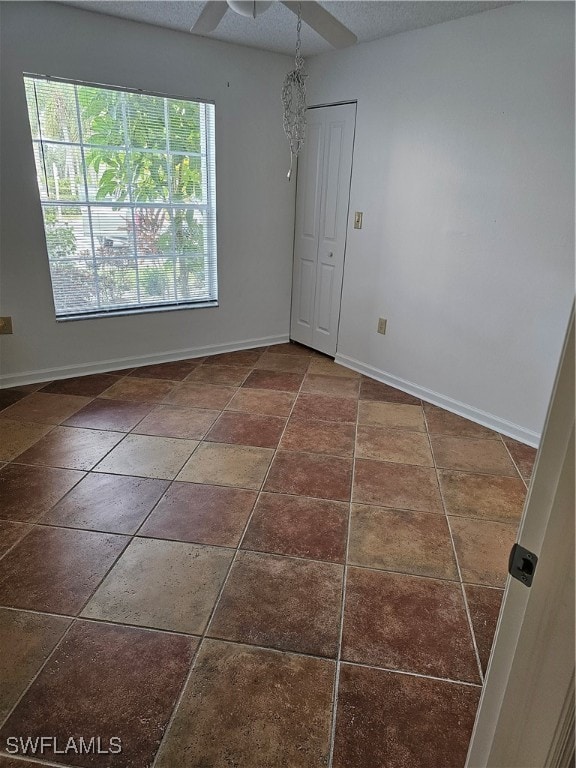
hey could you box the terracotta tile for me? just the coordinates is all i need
[12,382,51,393]
[333,663,480,768]
[265,451,352,501]
[424,402,499,439]
[41,473,169,534]
[206,411,287,448]
[94,434,197,479]
[0,521,32,557]
[359,377,421,405]
[343,568,480,682]
[82,538,232,634]
[356,425,433,466]
[431,435,518,477]
[63,397,154,431]
[40,374,120,397]
[242,369,304,392]
[280,418,355,457]
[0,464,84,523]
[0,419,52,461]
[302,373,360,399]
[209,551,342,656]
[503,437,538,481]
[0,620,197,767]
[15,426,124,471]
[132,405,219,439]
[0,608,71,722]
[139,482,257,546]
[439,470,526,523]
[450,517,517,587]
[156,639,333,768]
[307,358,359,378]
[353,459,443,512]
[0,393,92,426]
[0,758,42,767]
[349,504,459,580]
[291,393,358,423]
[465,584,503,674]
[177,442,274,489]
[242,492,347,562]
[99,376,175,402]
[358,400,425,432]
[128,359,198,380]
[226,387,295,416]
[203,348,265,366]
[0,527,128,614]
[267,342,315,356]
[186,364,251,386]
[254,353,310,373]
[164,381,235,409]
[0,389,27,411]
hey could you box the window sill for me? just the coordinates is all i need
[55,300,219,322]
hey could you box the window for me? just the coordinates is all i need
[24,76,217,319]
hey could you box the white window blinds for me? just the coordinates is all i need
[24,76,218,318]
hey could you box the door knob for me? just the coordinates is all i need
[328,252,333,258]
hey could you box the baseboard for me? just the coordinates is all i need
[0,334,290,389]
[335,352,540,448]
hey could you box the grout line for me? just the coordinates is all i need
[498,433,530,491]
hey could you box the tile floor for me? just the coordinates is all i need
[0,343,536,767]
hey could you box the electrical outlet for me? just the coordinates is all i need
[377,317,387,335]
[0,317,13,334]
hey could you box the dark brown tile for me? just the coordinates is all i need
[0,393,91,425]
[280,418,355,457]
[349,504,458,580]
[0,755,47,766]
[132,405,220,439]
[139,482,257,546]
[0,527,128,614]
[291,393,357,423]
[254,353,310,373]
[465,584,504,674]
[63,398,154,431]
[41,473,169,534]
[0,464,84,522]
[0,521,32,557]
[0,608,70,722]
[503,437,538,481]
[0,419,52,462]
[242,492,348,562]
[267,342,315,356]
[424,403,499,439]
[82,538,232,634]
[99,376,176,402]
[450,517,517,587]
[265,451,352,502]
[356,425,433,465]
[164,381,235,409]
[187,364,251,386]
[128,359,198,380]
[40,373,120,397]
[342,568,480,682]
[353,459,443,512]
[206,411,287,448]
[359,377,421,405]
[14,426,124,471]
[0,389,27,412]
[203,348,265,366]
[0,620,197,767]
[333,663,480,768]
[226,388,296,416]
[302,373,360,399]
[209,551,343,657]
[242,369,304,392]
[439,470,526,523]
[156,639,333,768]
[431,435,518,476]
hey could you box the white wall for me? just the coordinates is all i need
[307,2,574,443]
[0,2,294,383]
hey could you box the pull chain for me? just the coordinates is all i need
[282,1,307,180]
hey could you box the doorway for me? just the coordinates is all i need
[290,102,356,356]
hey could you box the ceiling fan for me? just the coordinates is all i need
[192,0,358,48]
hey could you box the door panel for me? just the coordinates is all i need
[291,103,356,355]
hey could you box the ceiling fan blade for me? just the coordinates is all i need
[192,1,228,34]
[281,1,357,48]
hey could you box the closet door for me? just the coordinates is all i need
[290,103,356,356]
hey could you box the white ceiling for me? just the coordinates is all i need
[63,1,512,56]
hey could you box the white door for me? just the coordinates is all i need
[290,103,356,356]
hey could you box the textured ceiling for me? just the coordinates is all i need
[63,1,513,56]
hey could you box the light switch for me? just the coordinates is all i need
[354,211,363,229]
